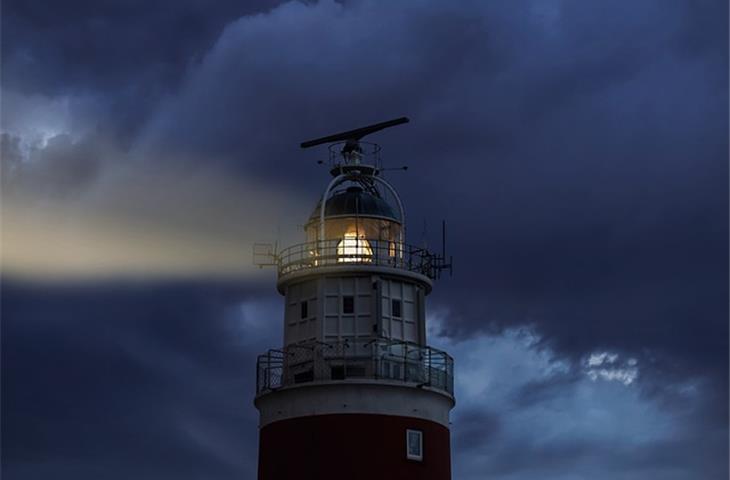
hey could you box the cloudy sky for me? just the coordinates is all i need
[2,1,728,479]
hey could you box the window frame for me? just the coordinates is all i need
[406,429,423,461]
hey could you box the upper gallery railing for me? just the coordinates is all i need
[256,338,454,396]
[277,239,445,279]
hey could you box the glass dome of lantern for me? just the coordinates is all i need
[305,183,403,264]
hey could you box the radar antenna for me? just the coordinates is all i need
[300,117,409,175]
[300,116,409,151]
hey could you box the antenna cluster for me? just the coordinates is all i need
[301,117,410,175]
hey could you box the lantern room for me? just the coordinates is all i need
[305,180,404,260]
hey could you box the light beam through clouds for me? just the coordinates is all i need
[1,127,309,279]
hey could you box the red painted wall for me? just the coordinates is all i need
[258,414,451,480]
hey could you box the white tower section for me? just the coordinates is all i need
[279,174,428,348]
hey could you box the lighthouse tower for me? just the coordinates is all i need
[254,118,455,480]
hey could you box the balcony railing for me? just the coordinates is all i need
[256,338,454,396]
[277,239,443,279]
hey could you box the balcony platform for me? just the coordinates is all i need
[256,338,454,398]
[276,239,447,290]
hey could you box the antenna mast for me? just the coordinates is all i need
[301,117,409,176]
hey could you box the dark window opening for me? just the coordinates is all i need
[331,365,345,380]
[343,296,354,314]
[300,301,308,319]
[294,370,314,383]
[347,365,366,377]
[392,299,402,318]
[331,365,366,380]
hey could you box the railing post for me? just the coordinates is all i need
[267,350,271,390]
[255,343,451,395]
[428,347,432,386]
[372,341,378,379]
[404,342,408,382]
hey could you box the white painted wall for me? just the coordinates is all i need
[283,273,428,347]
[255,380,454,428]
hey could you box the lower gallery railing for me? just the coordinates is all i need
[256,338,454,396]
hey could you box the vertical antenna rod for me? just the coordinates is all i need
[442,220,446,260]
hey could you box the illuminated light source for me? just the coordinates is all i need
[308,249,319,267]
[388,240,404,258]
[337,232,372,263]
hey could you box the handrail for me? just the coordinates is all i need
[277,239,441,279]
[255,338,454,396]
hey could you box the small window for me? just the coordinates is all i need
[331,365,345,380]
[406,429,423,461]
[300,301,308,319]
[392,299,402,318]
[343,296,354,314]
[294,370,314,383]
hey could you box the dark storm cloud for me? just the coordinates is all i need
[1,0,282,141]
[451,408,501,453]
[2,0,728,479]
[1,132,102,195]
[1,279,276,479]
[438,329,728,480]
[129,0,727,380]
[1,0,282,95]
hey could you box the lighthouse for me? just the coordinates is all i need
[254,117,454,480]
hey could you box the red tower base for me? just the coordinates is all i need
[258,414,451,480]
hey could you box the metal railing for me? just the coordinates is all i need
[256,338,454,396]
[277,239,442,279]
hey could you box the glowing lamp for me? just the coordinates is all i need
[337,232,372,263]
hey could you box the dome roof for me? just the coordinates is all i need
[309,186,400,223]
